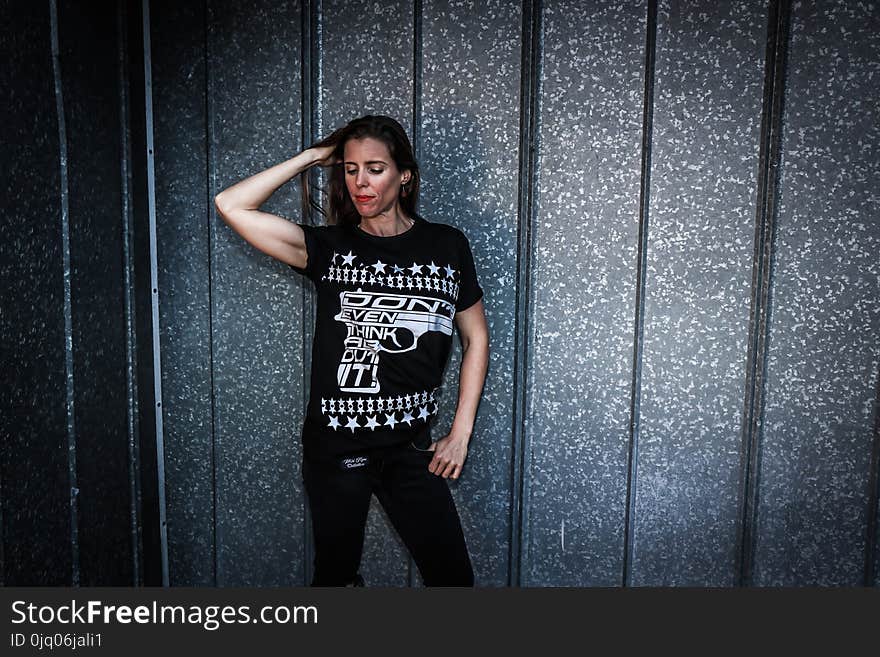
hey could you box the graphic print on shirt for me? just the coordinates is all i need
[320,250,460,433]
[334,289,454,392]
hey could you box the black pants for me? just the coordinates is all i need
[302,439,474,587]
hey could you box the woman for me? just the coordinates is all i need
[214,115,489,586]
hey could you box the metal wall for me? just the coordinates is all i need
[2,0,154,586]
[3,0,878,587]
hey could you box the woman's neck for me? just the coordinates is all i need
[358,208,413,237]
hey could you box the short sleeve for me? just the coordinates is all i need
[455,230,483,312]
[288,223,328,282]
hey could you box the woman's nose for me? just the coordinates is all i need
[356,171,368,186]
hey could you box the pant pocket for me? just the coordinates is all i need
[409,440,434,453]
[409,426,434,452]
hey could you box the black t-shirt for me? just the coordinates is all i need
[290,214,483,462]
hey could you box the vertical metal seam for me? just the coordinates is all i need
[509,0,541,588]
[50,0,80,587]
[300,0,321,588]
[411,0,422,162]
[315,0,323,147]
[118,0,145,586]
[204,0,220,587]
[866,362,880,586]
[621,0,658,588]
[407,0,423,589]
[140,0,170,587]
[736,0,790,588]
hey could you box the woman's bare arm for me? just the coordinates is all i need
[213,146,334,268]
[428,299,489,479]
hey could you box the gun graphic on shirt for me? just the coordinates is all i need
[334,289,455,393]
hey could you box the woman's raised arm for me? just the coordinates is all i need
[214,145,335,268]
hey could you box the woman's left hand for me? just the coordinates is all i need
[427,433,469,480]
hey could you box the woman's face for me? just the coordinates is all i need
[343,137,409,219]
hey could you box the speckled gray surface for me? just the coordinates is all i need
[753,0,880,586]
[420,0,522,587]
[321,0,414,135]
[631,0,766,586]
[1,1,72,585]
[59,0,133,585]
[152,0,217,586]
[205,0,306,586]
[319,0,415,587]
[7,0,880,589]
[525,0,646,587]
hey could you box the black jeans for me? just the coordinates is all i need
[302,439,474,587]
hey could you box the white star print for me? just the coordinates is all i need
[328,416,341,430]
[384,413,398,429]
[401,411,414,426]
[345,416,360,432]
[418,406,430,420]
[371,260,387,274]
[365,415,380,430]
[408,262,423,275]
[444,264,456,278]
[427,261,441,276]
[341,251,356,266]
[392,264,404,274]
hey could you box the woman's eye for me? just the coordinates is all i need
[345,168,384,175]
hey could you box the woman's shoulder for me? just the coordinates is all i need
[416,215,471,243]
[299,220,350,245]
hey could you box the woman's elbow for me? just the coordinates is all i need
[214,193,241,227]
[214,193,230,216]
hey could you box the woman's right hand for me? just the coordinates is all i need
[309,144,338,167]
